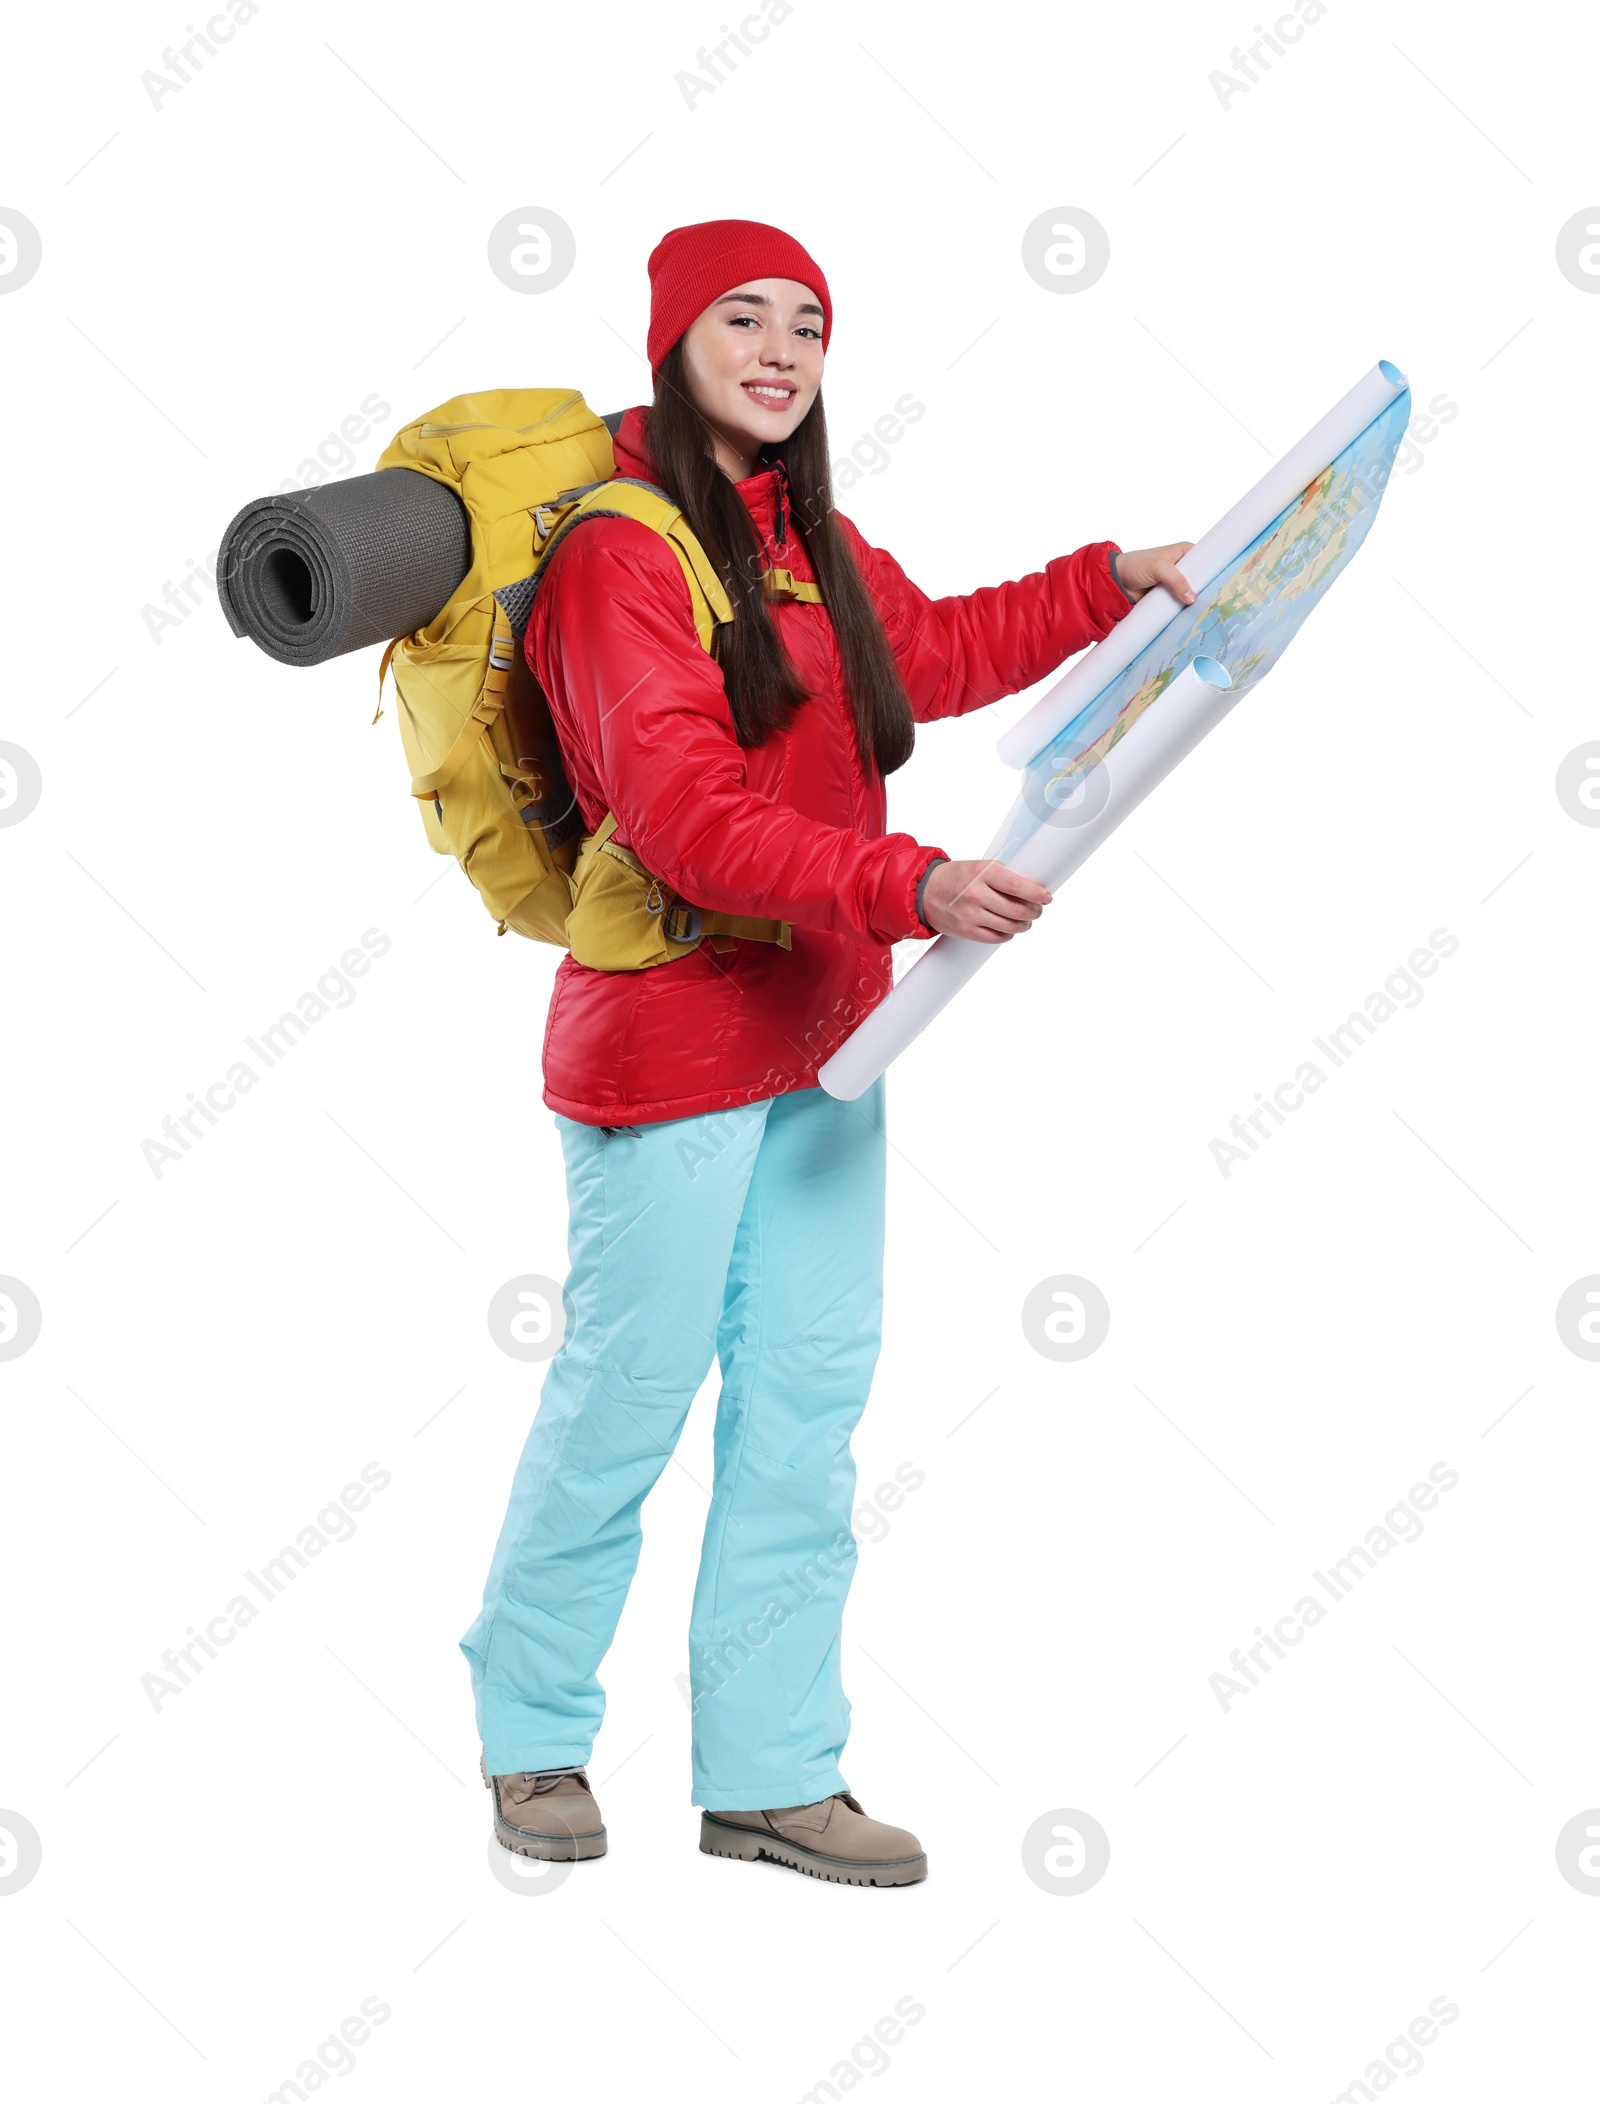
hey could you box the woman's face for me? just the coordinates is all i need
[678,276,825,475]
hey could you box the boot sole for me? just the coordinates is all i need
[482,1753,607,1861]
[699,1812,927,1886]
[492,1813,607,1862]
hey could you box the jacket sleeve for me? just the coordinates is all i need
[838,514,1133,725]
[532,521,947,945]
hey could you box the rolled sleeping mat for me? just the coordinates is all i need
[215,408,628,668]
[215,470,475,668]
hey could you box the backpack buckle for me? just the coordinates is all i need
[642,871,701,945]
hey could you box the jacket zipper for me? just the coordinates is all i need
[771,458,788,550]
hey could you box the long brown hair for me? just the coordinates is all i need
[644,340,916,778]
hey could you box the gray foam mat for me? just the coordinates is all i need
[215,468,474,667]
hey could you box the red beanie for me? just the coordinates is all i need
[646,218,832,375]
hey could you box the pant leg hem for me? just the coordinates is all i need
[692,1768,848,1812]
[483,1744,595,1777]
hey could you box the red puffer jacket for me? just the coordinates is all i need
[527,405,1131,1127]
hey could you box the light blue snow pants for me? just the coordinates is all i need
[460,1076,887,1810]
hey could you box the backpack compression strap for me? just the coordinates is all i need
[586,811,792,956]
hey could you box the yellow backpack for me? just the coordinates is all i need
[372,388,823,970]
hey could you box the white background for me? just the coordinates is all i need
[2,0,1597,2096]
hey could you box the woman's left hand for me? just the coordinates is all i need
[1115,541,1197,606]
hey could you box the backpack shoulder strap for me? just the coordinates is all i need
[534,478,735,651]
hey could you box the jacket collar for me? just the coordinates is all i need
[610,403,789,556]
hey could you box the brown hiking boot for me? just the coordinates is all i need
[700,1791,926,1886]
[480,1751,607,1861]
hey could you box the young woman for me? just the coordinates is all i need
[460,219,1193,1887]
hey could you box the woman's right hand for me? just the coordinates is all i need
[921,858,1053,943]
